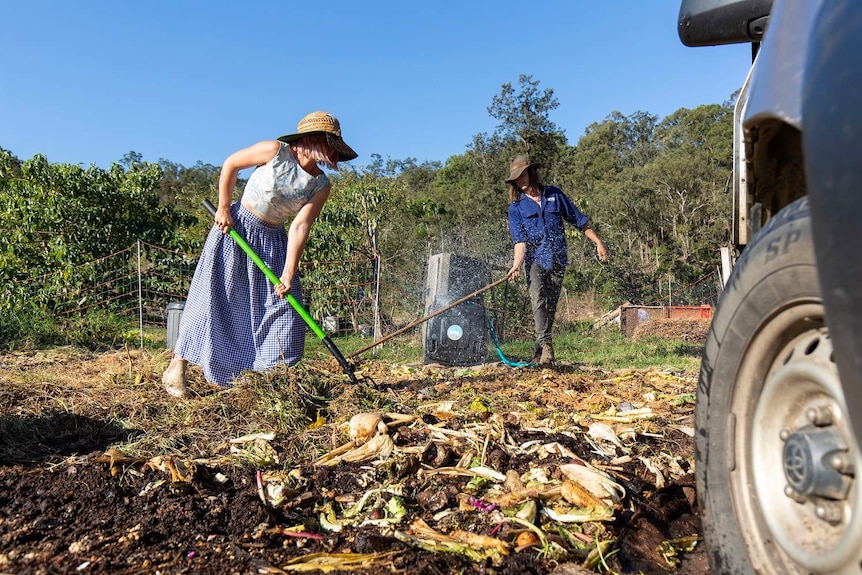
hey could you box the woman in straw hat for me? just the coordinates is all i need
[162,111,358,398]
[505,154,608,366]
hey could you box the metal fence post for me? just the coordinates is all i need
[137,240,143,348]
[373,253,382,344]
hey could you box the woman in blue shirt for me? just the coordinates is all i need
[505,154,608,365]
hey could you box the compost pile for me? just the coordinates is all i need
[631,319,710,344]
[0,347,706,574]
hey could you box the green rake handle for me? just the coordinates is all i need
[202,199,358,383]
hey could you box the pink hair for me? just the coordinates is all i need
[294,134,338,170]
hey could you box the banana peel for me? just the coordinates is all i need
[93,448,147,477]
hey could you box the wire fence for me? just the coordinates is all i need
[645,268,725,309]
[14,240,723,349]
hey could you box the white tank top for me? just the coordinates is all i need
[241,142,330,224]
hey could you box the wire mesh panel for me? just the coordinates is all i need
[9,240,721,349]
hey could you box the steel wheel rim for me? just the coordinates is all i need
[732,302,862,573]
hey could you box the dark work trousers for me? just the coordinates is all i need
[526,260,565,352]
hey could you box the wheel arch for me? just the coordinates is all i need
[742,117,806,244]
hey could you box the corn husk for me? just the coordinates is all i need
[348,412,384,445]
[515,499,538,524]
[559,463,625,505]
[591,407,655,423]
[393,518,509,563]
[316,432,395,467]
[638,456,666,489]
[541,505,614,523]
[561,480,607,508]
[421,465,506,482]
[280,551,400,573]
[587,422,627,453]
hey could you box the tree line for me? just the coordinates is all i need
[0,75,735,345]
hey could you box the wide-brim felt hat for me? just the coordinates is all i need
[278,111,358,162]
[505,153,542,183]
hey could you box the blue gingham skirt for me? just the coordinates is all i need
[174,202,306,386]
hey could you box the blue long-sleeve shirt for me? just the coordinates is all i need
[507,185,590,270]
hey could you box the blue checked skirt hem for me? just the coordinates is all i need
[174,202,306,386]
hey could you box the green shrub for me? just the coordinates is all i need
[59,310,133,350]
[0,307,63,351]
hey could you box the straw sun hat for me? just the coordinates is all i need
[278,111,358,162]
[504,153,543,183]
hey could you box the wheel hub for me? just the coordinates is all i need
[782,424,852,501]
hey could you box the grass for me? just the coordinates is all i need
[553,324,703,371]
[2,308,703,375]
[476,322,701,372]
[310,321,703,373]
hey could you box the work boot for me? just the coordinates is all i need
[539,343,555,366]
[531,345,542,365]
[162,357,189,398]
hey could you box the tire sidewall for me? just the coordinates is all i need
[697,197,820,573]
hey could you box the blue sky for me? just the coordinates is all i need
[1,1,752,171]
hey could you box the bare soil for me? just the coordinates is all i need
[0,343,707,575]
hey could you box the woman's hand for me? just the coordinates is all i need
[215,205,234,234]
[274,186,331,300]
[596,241,608,262]
[508,243,526,281]
[274,276,290,299]
[584,228,608,263]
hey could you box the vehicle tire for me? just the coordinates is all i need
[697,197,862,574]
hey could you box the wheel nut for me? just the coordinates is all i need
[806,406,834,427]
[780,428,791,441]
[829,452,855,476]
[784,485,807,504]
[815,502,843,525]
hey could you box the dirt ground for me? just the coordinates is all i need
[0,341,707,575]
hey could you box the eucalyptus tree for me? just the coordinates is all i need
[550,111,662,303]
[413,76,571,267]
[487,74,566,164]
[640,103,734,283]
[358,155,451,286]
